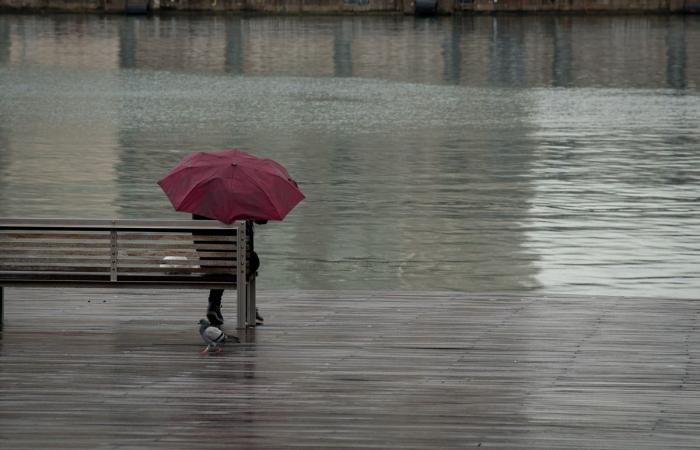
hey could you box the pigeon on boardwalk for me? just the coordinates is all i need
[198,319,238,354]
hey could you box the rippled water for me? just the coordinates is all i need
[0,14,699,298]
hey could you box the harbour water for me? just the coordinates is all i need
[0,14,699,298]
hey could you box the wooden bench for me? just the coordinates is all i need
[0,218,258,329]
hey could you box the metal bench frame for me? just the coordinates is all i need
[0,218,257,329]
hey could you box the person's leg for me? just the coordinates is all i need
[207,289,224,326]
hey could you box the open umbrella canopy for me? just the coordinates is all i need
[158,149,305,223]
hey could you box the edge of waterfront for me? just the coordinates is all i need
[1,0,699,15]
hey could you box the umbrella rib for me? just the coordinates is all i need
[176,177,220,213]
[237,166,284,219]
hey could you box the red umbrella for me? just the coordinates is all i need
[157,149,305,223]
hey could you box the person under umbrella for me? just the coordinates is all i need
[192,213,265,327]
[159,149,304,327]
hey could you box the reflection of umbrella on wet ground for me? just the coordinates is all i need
[157,149,305,223]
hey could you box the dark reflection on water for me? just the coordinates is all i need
[0,14,699,298]
[666,19,687,90]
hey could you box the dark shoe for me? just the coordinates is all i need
[255,308,264,326]
[207,306,224,327]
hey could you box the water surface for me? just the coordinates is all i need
[1,14,699,298]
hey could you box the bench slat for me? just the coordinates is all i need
[0,257,110,265]
[0,271,236,280]
[119,267,233,274]
[119,258,233,266]
[119,233,235,241]
[0,232,110,240]
[0,273,111,282]
[0,242,110,249]
[0,266,110,273]
[113,275,235,282]
[0,218,241,232]
[0,281,236,289]
[0,249,114,256]
[118,251,235,258]
[0,232,233,242]
[117,242,235,251]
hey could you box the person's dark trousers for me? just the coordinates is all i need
[208,289,224,308]
[193,214,226,326]
[207,289,225,326]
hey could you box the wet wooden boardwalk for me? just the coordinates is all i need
[1,288,699,449]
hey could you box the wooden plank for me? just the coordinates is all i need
[118,250,235,258]
[117,266,234,273]
[0,232,110,240]
[0,249,114,257]
[0,241,110,249]
[0,265,234,275]
[116,257,234,266]
[118,233,235,241]
[0,290,698,449]
[0,265,110,272]
[0,218,242,232]
[116,242,235,251]
[0,274,111,282]
[0,257,111,265]
[0,280,236,288]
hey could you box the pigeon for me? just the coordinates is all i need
[198,319,238,354]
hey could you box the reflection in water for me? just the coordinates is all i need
[0,14,699,297]
[550,17,573,88]
[333,19,353,78]
[0,18,8,65]
[118,16,137,69]
[0,18,8,214]
[0,120,8,215]
[225,18,244,75]
[488,17,526,87]
[666,18,687,90]
[526,89,700,298]
[441,17,464,84]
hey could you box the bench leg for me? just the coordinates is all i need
[246,277,257,327]
[236,280,247,330]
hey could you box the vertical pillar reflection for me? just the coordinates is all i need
[0,121,8,215]
[442,17,463,84]
[118,17,137,69]
[333,18,353,77]
[0,18,9,65]
[0,19,13,214]
[551,17,573,88]
[225,17,244,75]
[665,17,686,90]
[488,16,525,87]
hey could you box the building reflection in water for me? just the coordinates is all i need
[441,17,465,84]
[225,17,244,75]
[0,14,698,295]
[0,19,8,214]
[104,14,697,88]
[666,17,687,90]
[0,17,9,65]
[118,15,138,69]
[333,18,353,78]
[488,16,526,87]
[550,17,573,88]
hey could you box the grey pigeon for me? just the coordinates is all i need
[198,319,238,354]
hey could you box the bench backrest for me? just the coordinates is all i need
[0,219,247,288]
